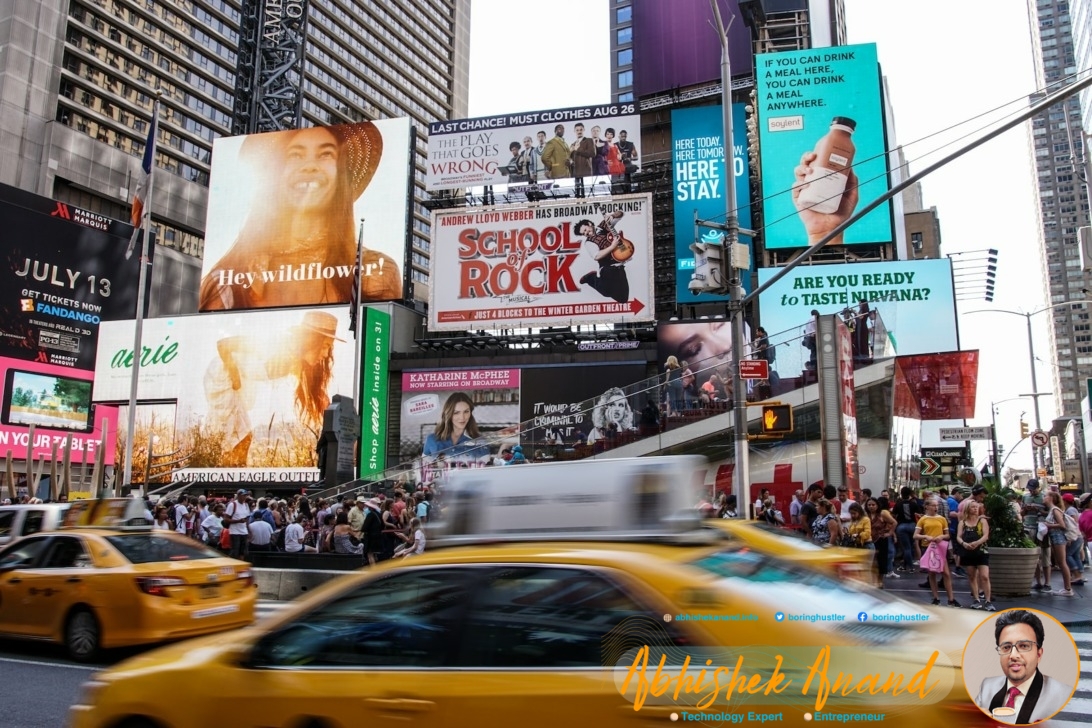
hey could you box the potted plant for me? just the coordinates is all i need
[982,477,1038,597]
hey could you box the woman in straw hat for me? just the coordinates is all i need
[199,123,401,311]
[204,310,342,466]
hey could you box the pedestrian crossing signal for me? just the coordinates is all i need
[761,404,793,434]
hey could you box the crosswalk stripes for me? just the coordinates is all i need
[1047,631,1091,726]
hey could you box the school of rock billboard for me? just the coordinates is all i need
[756,43,893,249]
[93,306,355,483]
[0,183,146,371]
[428,194,655,331]
[198,119,412,312]
[425,103,642,191]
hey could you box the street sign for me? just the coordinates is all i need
[1031,430,1049,447]
[739,359,769,380]
[939,426,992,441]
[920,457,940,476]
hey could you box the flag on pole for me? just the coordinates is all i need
[126,105,159,260]
[349,220,364,338]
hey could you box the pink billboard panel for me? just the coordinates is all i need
[0,356,116,464]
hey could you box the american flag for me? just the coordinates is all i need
[126,103,159,260]
[349,220,364,338]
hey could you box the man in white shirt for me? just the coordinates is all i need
[836,486,857,524]
[224,489,252,558]
[284,516,315,553]
[248,516,274,551]
[789,490,805,526]
[201,503,226,548]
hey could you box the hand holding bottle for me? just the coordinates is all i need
[792,151,860,245]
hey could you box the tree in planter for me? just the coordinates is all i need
[982,477,1034,548]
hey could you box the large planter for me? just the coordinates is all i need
[989,546,1040,597]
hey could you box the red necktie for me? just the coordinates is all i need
[1005,686,1021,709]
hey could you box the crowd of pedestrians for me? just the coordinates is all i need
[704,481,1092,610]
[144,485,435,565]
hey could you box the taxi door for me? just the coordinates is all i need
[203,567,477,728]
[15,536,93,639]
[0,536,55,636]
[443,565,691,728]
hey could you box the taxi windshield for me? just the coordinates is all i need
[746,522,828,551]
[105,534,221,564]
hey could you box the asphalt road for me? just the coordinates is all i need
[0,640,98,728]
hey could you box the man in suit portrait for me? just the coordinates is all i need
[974,609,1073,724]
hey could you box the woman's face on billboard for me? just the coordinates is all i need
[660,322,735,367]
[282,127,339,212]
[605,394,628,424]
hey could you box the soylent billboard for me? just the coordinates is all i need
[756,259,957,375]
[426,103,641,191]
[0,184,146,370]
[756,43,892,249]
[94,307,355,482]
[429,194,654,331]
[199,120,411,312]
[672,104,751,303]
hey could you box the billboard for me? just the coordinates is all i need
[0,356,117,464]
[94,307,355,482]
[756,43,892,248]
[359,307,390,478]
[429,194,655,330]
[425,103,641,191]
[518,363,648,450]
[756,259,957,375]
[632,0,753,98]
[671,104,751,303]
[400,368,521,482]
[656,320,750,410]
[893,351,980,421]
[0,185,146,370]
[199,119,411,312]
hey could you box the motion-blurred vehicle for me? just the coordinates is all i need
[0,502,71,547]
[69,459,990,727]
[707,518,874,581]
[0,499,254,660]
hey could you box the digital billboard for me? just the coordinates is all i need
[199,119,411,312]
[756,259,957,377]
[0,184,146,370]
[756,43,892,248]
[671,104,751,303]
[425,103,641,191]
[632,0,753,98]
[0,356,117,464]
[359,307,390,479]
[429,194,655,330]
[518,362,648,450]
[657,319,751,411]
[94,307,355,482]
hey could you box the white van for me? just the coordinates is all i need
[436,455,708,543]
[0,503,72,547]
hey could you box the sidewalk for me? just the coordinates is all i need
[882,570,1089,627]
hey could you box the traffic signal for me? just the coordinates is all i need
[760,404,794,435]
[1020,420,1029,439]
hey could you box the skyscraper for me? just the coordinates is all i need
[1026,0,1092,416]
[0,0,469,300]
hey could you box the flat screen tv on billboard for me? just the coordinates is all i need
[0,184,146,370]
[428,194,655,331]
[756,43,893,249]
[426,103,641,191]
[199,120,412,312]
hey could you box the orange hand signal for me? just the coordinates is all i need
[764,408,778,430]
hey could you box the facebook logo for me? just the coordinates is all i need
[857,612,868,622]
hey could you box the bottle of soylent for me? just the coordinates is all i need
[797,117,856,214]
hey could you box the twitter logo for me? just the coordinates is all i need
[775,612,785,622]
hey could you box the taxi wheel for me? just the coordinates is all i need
[65,607,101,662]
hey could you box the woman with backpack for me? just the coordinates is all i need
[1042,491,1074,596]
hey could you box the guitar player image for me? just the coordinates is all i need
[575,210,633,303]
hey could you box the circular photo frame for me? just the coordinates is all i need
[963,608,1080,725]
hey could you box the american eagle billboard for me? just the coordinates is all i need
[428,194,655,331]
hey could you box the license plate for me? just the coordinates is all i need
[200,585,221,599]
[192,604,239,619]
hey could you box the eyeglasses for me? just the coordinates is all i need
[995,641,1039,654]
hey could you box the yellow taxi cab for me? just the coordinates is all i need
[707,518,874,581]
[0,498,255,661]
[70,458,992,728]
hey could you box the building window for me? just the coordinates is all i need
[618,49,632,66]
[618,70,633,88]
[617,27,632,44]
[911,232,923,252]
[616,6,632,23]
[618,92,634,102]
